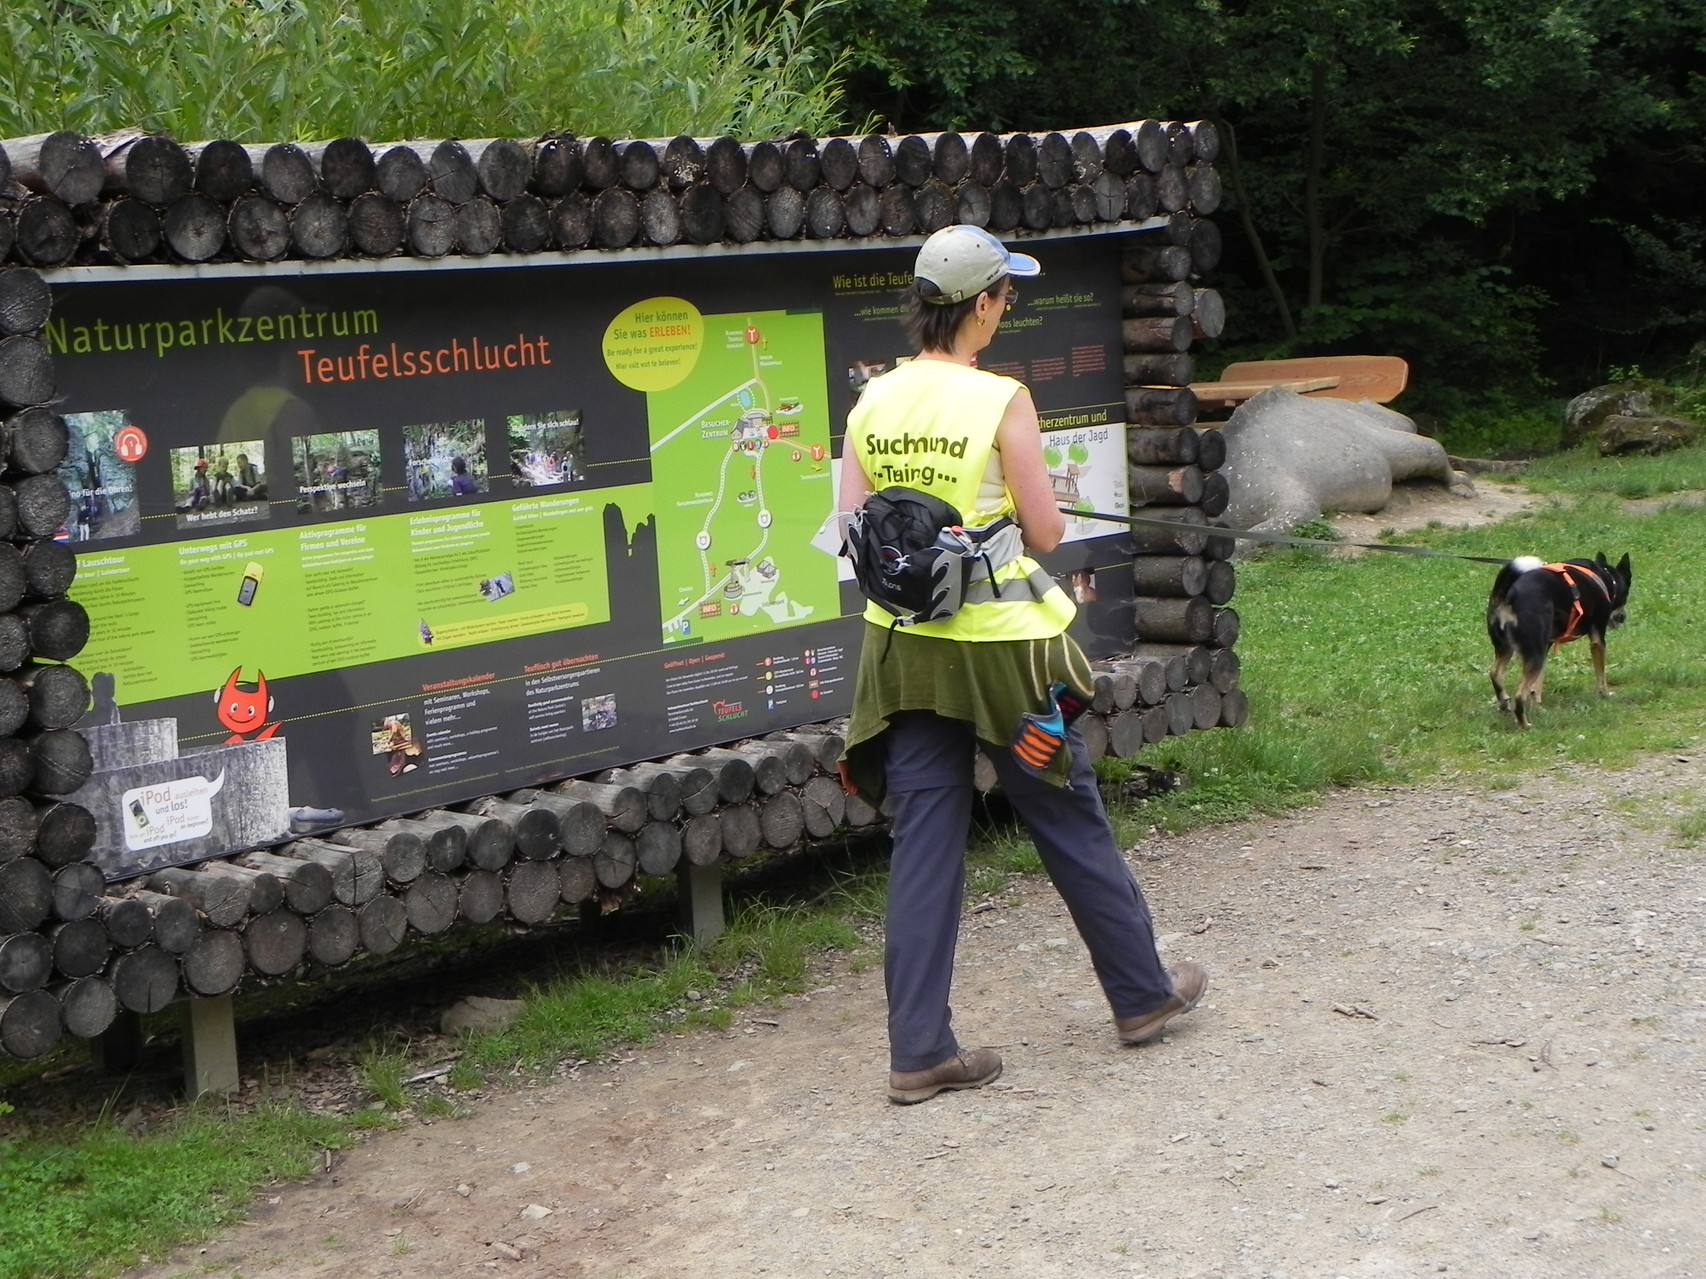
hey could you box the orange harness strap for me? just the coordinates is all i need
[1542,562,1609,647]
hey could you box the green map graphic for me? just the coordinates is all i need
[649,310,837,645]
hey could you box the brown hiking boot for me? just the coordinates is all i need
[1115,961,1209,1044]
[887,1047,1003,1104]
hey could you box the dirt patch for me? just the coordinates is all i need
[122,752,1705,1279]
[1325,476,1545,545]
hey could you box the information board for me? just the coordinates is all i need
[46,236,1135,877]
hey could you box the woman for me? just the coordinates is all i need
[838,225,1208,1104]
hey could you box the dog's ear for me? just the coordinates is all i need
[1617,553,1631,584]
[1596,550,1609,567]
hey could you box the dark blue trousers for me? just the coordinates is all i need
[882,710,1176,1072]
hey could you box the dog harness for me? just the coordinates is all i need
[1541,562,1610,647]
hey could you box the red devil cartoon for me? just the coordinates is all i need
[215,668,282,743]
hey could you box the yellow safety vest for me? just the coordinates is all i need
[846,359,1074,641]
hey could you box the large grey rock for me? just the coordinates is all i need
[1598,413,1701,456]
[441,994,525,1036]
[1219,388,1469,545]
[1562,384,1654,450]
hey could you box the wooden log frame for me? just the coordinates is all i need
[1,114,1245,1064]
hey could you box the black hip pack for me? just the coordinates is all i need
[844,486,1019,627]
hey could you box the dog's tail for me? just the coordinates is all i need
[1489,556,1544,615]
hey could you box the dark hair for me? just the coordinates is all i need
[451,456,467,473]
[903,275,1008,354]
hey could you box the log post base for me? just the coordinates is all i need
[91,1008,143,1074]
[677,860,725,947]
[180,995,239,1099]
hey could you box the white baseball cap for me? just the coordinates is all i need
[913,225,1041,304]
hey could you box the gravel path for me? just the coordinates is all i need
[126,753,1706,1279]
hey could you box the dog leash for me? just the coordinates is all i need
[1062,507,1514,565]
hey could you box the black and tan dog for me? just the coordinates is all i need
[1487,552,1632,728]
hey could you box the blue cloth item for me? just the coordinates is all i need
[881,710,1175,1072]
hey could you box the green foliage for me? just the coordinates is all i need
[1522,445,1706,500]
[0,0,851,140]
[0,1104,349,1279]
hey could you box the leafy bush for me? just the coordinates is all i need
[0,0,851,141]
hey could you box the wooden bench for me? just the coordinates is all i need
[1190,355,1408,417]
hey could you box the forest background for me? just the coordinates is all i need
[3,0,1704,452]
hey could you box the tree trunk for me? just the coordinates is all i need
[706,136,749,194]
[552,779,647,832]
[745,140,784,192]
[289,192,347,259]
[14,200,76,268]
[1155,164,1189,214]
[1123,352,1194,387]
[229,194,291,261]
[1128,462,1204,505]
[1213,606,1241,648]
[1130,643,1208,687]
[678,185,725,244]
[1130,556,1208,597]
[1219,118,1295,339]
[580,137,617,190]
[878,186,917,236]
[819,136,858,191]
[0,734,31,794]
[0,337,56,409]
[463,796,558,860]
[0,796,33,862]
[375,145,428,202]
[147,865,249,928]
[510,788,607,858]
[1126,426,1201,466]
[496,191,549,253]
[1165,690,1196,737]
[504,860,559,924]
[130,890,199,953]
[57,975,118,1039]
[0,269,52,337]
[800,775,846,839]
[1134,595,1213,643]
[1188,163,1222,215]
[0,680,23,737]
[6,407,70,476]
[1121,245,1193,285]
[458,868,505,923]
[1189,219,1223,273]
[466,138,529,201]
[1197,429,1227,474]
[28,727,94,794]
[407,194,457,257]
[112,944,179,1011]
[51,861,103,922]
[243,908,307,975]
[759,791,804,849]
[379,817,466,873]
[402,870,457,934]
[97,197,161,262]
[765,186,805,239]
[1077,711,1110,761]
[1123,173,1157,222]
[305,137,376,200]
[0,989,61,1057]
[1191,684,1224,731]
[0,931,52,993]
[915,178,956,232]
[1204,559,1236,606]
[718,803,762,859]
[682,813,722,866]
[662,135,706,190]
[599,767,681,821]
[454,196,502,255]
[10,132,104,202]
[328,826,427,883]
[1200,470,1230,517]
[843,183,881,236]
[635,821,682,875]
[247,142,316,204]
[556,857,596,906]
[1123,282,1194,318]
[1219,689,1249,728]
[724,186,764,242]
[199,861,284,915]
[47,917,107,979]
[929,131,968,184]
[422,809,514,871]
[279,839,380,907]
[842,790,879,828]
[986,178,1022,231]
[593,830,637,888]
[182,927,244,994]
[97,894,156,949]
[1108,709,1147,759]
[306,905,358,967]
[358,897,407,955]
[783,137,821,190]
[592,188,640,248]
[243,850,335,914]
[1125,385,1198,426]
[641,189,680,246]
[189,139,254,202]
[530,133,583,197]
[1021,184,1054,231]
[806,186,846,239]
